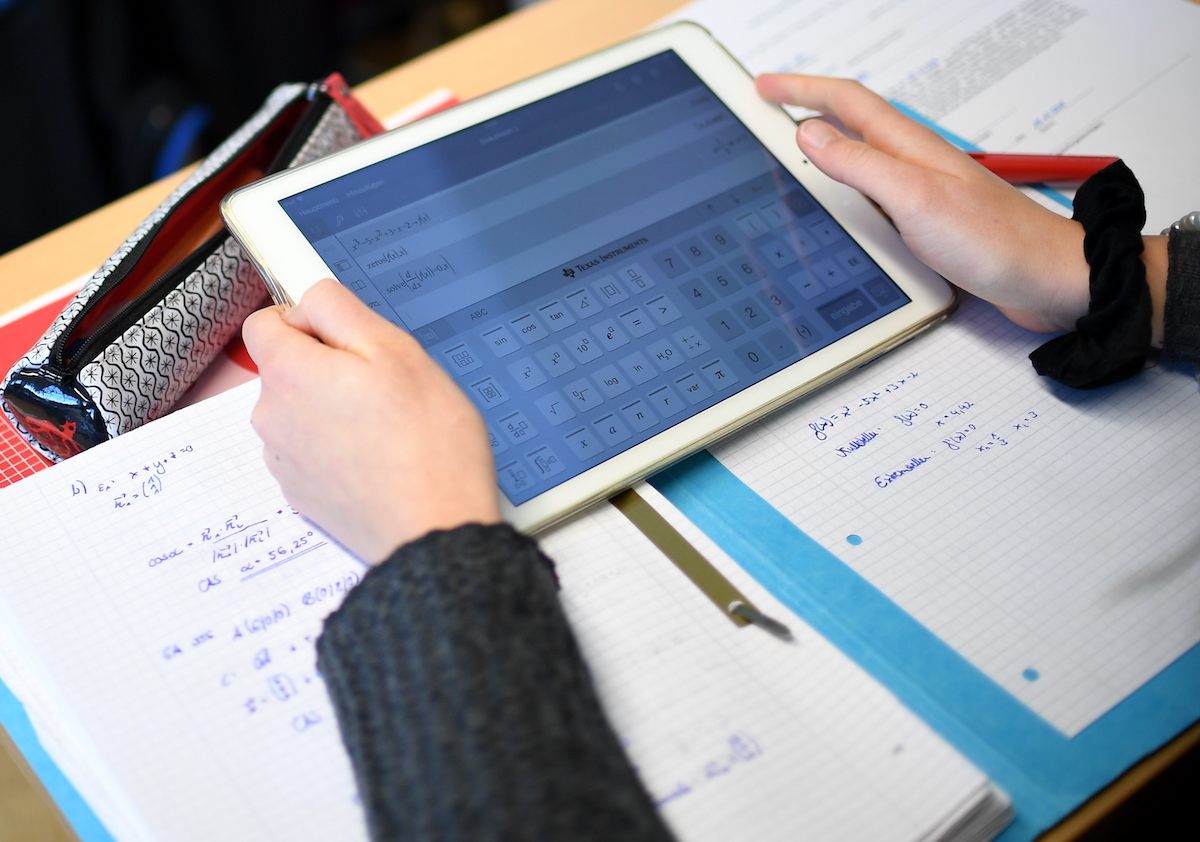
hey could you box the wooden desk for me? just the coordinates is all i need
[0,0,1196,839]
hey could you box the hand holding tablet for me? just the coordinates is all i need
[755,73,1091,336]
[243,279,503,562]
[224,23,955,533]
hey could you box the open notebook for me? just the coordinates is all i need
[645,3,1200,837]
[0,380,1009,842]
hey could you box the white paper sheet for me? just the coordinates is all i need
[0,381,999,841]
[663,0,1200,232]
[708,294,1200,736]
[0,384,366,842]
[657,0,1200,736]
[546,486,1001,842]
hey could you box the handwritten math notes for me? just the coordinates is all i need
[0,380,1000,842]
[712,294,1200,736]
[0,383,368,841]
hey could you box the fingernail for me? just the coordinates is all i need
[800,119,836,149]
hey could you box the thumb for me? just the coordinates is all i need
[284,278,402,353]
[797,118,930,220]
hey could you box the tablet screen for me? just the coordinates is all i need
[280,51,909,505]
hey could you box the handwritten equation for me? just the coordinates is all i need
[142,505,336,600]
[652,733,763,807]
[806,371,920,441]
[871,407,1043,490]
[69,445,195,510]
[103,452,367,743]
[8,382,374,824]
[796,367,1050,490]
[156,524,362,733]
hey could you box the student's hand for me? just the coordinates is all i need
[243,279,502,563]
[755,74,1095,334]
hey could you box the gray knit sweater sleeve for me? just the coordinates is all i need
[1161,229,1200,361]
[315,523,676,842]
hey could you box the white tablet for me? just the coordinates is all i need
[221,22,954,533]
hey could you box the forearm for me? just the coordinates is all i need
[316,523,675,842]
[1144,234,1168,348]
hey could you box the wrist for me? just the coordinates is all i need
[995,213,1089,334]
[1141,235,1168,348]
[369,493,503,565]
[1030,216,1090,333]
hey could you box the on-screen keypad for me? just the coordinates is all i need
[425,173,908,504]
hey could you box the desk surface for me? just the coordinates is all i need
[0,0,683,316]
[0,0,1197,839]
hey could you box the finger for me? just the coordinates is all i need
[243,300,336,381]
[758,74,963,168]
[284,278,411,355]
[242,305,296,367]
[756,74,914,145]
[796,118,940,217]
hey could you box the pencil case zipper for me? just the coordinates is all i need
[3,74,381,461]
[49,88,335,374]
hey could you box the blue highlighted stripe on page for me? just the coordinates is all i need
[0,675,115,842]
[650,450,1200,842]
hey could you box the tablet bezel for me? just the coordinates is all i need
[222,22,956,533]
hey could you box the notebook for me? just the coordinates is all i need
[0,380,1010,842]
[644,3,1200,839]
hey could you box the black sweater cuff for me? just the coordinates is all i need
[316,523,674,842]
[1162,229,1200,362]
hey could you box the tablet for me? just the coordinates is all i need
[221,22,955,533]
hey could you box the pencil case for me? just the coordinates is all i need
[2,73,383,462]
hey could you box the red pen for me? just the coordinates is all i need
[968,152,1119,184]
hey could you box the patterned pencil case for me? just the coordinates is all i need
[2,73,383,462]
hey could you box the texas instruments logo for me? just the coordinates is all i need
[562,267,576,279]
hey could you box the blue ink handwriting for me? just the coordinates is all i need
[941,424,978,452]
[653,734,763,807]
[807,372,919,440]
[875,454,932,488]
[835,429,881,458]
[893,402,930,427]
[935,400,975,427]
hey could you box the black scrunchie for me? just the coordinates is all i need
[1028,160,1150,389]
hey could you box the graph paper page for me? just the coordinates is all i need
[0,382,368,842]
[0,381,998,842]
[545,489,998,842]
[710,294,1200,736]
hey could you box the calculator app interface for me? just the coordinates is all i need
[281,51,908,505]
